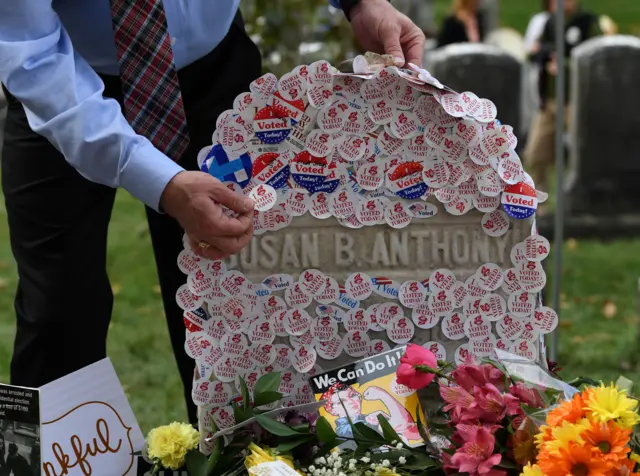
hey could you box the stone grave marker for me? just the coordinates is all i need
[230,206,532,365]
[174,57,552,443]
[567,35,640,218]
[426,44,525,151]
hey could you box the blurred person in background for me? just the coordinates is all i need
[525,0,551,54]
[524,1,552,114]
[524,0,600,195]
[437,0,484,48]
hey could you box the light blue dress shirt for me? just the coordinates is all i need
[0,0,340,211]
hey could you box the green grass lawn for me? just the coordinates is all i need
[1,1,640,433]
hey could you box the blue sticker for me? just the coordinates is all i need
[206,144,253,188]
[501,182,537,219]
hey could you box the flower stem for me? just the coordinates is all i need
[414,365,453,382]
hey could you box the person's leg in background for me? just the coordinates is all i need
[2,87,117,388]
[145,19,263,424]
[525,101,557,194]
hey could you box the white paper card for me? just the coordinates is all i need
[40,358,145,476]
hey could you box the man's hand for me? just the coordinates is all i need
[350,0,426,67]
[160,171,254,260]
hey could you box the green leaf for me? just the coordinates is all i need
[232,401,253,424]
[498,459,519,470]
[206,422,223,474]
[402,452,437,470]
[239,377,251,410]
[368,449,412,462]
[353,444,371,459]
[310,439,343,461]
[254,413,306,437]
[315,417,338,443]
[617,376,634,394]
[253,391,284,408]
[185,450,207,476]
[377,414,403,446]
[276,435,316,452]
[353,422,386,445]
[415,405,430,443]
[254,372,281,397]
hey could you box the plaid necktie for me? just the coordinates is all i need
[110,0,190,160]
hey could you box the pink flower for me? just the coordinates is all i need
[468,384,521,423]
[440,384,475,419]
[396,344,438,390]
[452,364,505,392]
[509,382,544,408]
[450,426,503,475]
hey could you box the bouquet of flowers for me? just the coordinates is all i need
[142,345,640,476]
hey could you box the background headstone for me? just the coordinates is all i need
[479,0,500,37]
[425,44,525,151]
[393,0,437,37]
[566,35,640,217]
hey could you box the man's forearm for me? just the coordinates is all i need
[0,1,184,211]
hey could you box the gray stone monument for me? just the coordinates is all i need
[566,35,640,218]
[479,0,499,37]
[393,0,437,37]
[229,202,532,366]
[425,44,525,149]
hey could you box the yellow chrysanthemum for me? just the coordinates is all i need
[146,422,199,470]
[584,384,640,430]
[541,419,590,455]
[521,462,545,476]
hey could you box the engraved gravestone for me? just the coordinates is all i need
[230,205,532,364]
[426,44,524,151]
[176,58,552,444]
[567,36,640,217]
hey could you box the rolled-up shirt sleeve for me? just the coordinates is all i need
[0,1,184,211]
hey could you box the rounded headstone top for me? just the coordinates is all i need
[428,43,514,61]
[572,34,640,59]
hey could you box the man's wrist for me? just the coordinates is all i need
[339,0,361,21]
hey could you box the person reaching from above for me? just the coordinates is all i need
[0,0,424,425]
[437,0,485,48]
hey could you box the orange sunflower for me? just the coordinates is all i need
[582,420,631,464]
[538,442,612,476]
[548,394,587,428]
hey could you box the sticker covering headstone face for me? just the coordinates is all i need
[180,57,555,419]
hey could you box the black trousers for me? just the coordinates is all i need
[1,17,261,424]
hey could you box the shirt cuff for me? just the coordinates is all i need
[119,139,185,212]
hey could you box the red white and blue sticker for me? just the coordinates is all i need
[269,91,306,124]
[205,144,252,188]
[253,106,293,144]
[312,162,342,194]
[501,182,537,219]
[387,162,428,199]
[290,151,329,193]
[253,152,290,189]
